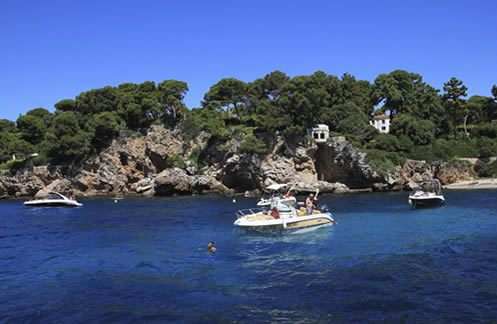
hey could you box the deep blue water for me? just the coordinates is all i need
[1,190,496,323]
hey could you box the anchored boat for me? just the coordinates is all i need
[408,179,445,208]
[24,192,83,207]
[235,190,334,232]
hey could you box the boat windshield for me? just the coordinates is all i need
[43,192,68,200]
[270,198,294,212]
[417,180,442,195]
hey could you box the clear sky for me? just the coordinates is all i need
[1,0,496,122]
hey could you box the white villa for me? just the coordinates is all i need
[370,114,390,133]
[309,124,330,143]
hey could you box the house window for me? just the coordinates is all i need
[382,120,385,124]
[381,126,386,131]
[314,133,319,139]
[320,133,325,139]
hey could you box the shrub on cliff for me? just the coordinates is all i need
[167,154,185,169]
[474,160,497,178]
[365,149,405,177]
[239,135,268,154]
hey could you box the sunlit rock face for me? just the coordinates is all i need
[0,129,476,198]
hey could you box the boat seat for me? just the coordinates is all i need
[247,213,275,221]
[297,207,321,216]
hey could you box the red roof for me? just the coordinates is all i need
[373,114,389,120]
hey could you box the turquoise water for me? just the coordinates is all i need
[0,190,496,323]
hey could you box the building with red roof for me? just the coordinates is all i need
[370,114,390,133]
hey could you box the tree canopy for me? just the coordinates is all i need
[1,71,496,168]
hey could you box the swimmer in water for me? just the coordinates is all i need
[208,241,216,253]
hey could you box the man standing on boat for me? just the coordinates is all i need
[306,193,315,215]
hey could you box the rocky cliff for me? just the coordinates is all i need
[0,126,476,199]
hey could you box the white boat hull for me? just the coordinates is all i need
[24,192,82,207]
[234,212,334,232]
[24,199,82,207]
[408,194,445,207]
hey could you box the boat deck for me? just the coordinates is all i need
[245,208,322,221]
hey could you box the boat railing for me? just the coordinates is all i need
[236,207,268,218]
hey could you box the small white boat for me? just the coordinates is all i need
[235,191,334,232]
[408,179,445,207]
[24,192,83,207]
[256,183,296,207]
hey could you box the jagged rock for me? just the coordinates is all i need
[35,179,72,198]
[436,161,473,184]
[315,136,383,188]
[184,131,209,158]
[135,177,155,195]
[154,168,232,196]
[221,153,262,191]
[0,128,483,198]
[145,125,183,173]
[261,157,296,184]
[190,175,233,195]
[154,168,191,195]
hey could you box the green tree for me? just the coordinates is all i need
[0,131,15,162]
[26,108,53,125]
[87,112,121,149]
[202,78,248,117]
[46,112,90,164]
[9,138,34,159]
[16,115,47,144]
[390,114,435,145]
[339,73,374,116]
[372,70,442,123]
[442,77,467,138]
[372,70,422,116]
[472,123,497,138]
[157,80,189,122]
[117,82,155,129]
[249,70,290,102]
[322,102,368,134]
[75,86,121,116]
[240,134,268,154]
[279,71,339,129]
[248,71,292,132]
[54,99,76,112]
[0,119,16,133]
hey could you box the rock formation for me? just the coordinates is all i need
[0,126,477,199]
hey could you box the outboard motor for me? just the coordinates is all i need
[319,204,335,221]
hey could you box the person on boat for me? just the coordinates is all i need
[306,193,315,215]
[208,241,216,253]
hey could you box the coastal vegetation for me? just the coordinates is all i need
[1,70,496,178]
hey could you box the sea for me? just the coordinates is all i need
[0,190,496,323]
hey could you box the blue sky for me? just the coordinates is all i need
[1,0,496,122]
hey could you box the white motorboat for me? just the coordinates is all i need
[256,183,296,207]
[408,179,445,207]
[24,192,83,207]
[235,191,334,232]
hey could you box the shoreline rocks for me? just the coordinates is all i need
[0,127,485,199]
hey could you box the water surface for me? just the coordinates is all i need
[1,190,496,322]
